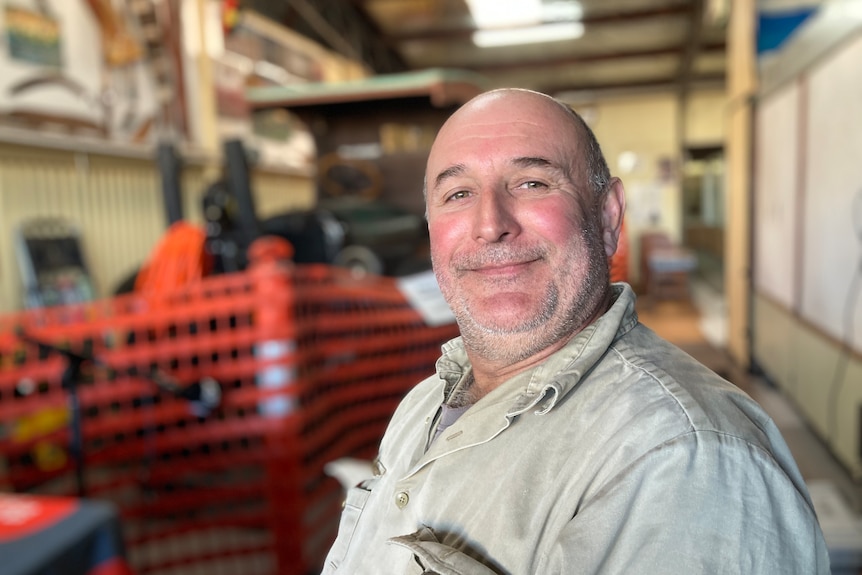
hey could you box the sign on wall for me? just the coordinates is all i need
[6,5,62,67]
[0,0,159,142]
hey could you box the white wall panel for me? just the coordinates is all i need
[754,82,800,309]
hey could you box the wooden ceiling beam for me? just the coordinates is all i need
[246,0,407,73]
[470,41,725,73]
[382,4,693,41]
[539,72,726,96]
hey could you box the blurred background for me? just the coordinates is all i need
[0,1,861,574]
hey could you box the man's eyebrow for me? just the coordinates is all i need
[512,156,555,170]
[433,164,466,190]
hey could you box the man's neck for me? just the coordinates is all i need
[466,334,572,400]
[465,289,614,400]
[445,372,477,408]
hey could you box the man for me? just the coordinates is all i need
[322,88,830,574]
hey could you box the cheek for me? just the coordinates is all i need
[528,201,583,243]
[428,217,465,261]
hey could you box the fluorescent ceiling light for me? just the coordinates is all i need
[473,22,585,47]
[466,0,542,29]
[544,1,584,22]
[466,0,583,28]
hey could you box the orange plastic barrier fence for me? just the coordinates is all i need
[0,257,459,575]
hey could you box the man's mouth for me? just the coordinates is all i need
[470,258,539,275]
[454,245,547,274]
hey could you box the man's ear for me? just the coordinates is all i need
[600,178,626,258]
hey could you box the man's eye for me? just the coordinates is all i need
[519,181,546,190]
[446,190,470,201]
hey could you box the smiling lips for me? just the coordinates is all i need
[454,244,548,275]
[470,258,539,276]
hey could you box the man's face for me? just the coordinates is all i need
[425,91,614,364]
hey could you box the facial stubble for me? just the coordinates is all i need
[434,212,609,365]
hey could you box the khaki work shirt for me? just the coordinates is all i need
[322,283,831,574]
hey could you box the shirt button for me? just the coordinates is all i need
[395,491,410,509]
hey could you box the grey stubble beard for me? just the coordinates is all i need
[433,225,608,366]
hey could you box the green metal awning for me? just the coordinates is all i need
[246,68,489,110]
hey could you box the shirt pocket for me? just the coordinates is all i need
[323,478,377,572]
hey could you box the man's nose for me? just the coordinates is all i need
[474,190,520,243]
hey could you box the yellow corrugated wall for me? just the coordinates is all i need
[0,143,314,312]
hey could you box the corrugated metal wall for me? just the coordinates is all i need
[0,144,314,312]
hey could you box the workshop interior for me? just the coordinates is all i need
[0,0,861,573]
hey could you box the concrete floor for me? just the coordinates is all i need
[635,280,862,573]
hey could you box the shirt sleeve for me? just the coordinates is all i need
[538,430,832,574]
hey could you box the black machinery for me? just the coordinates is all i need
[198,138,431,277]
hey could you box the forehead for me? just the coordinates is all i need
[428,92,582,177]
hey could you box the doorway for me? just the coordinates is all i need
[682,145,725,294]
